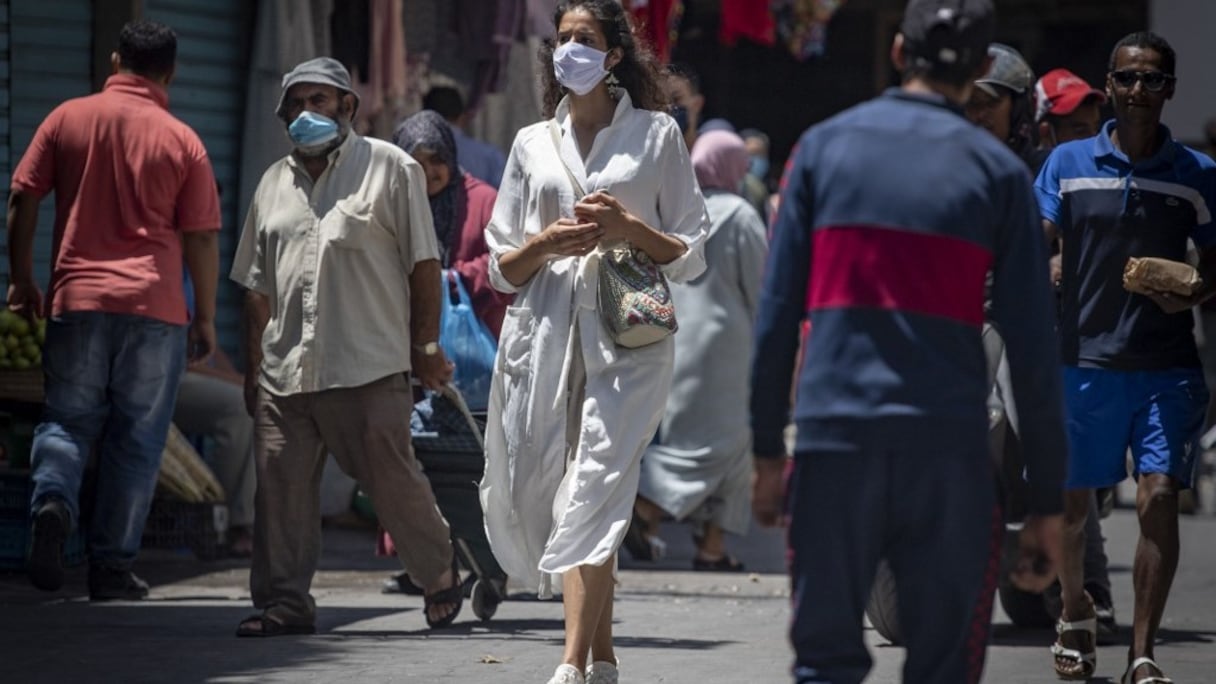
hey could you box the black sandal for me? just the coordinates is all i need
[423,560,464,629]
[623,508,665,561]
[235,614,316,638]
[692,554,745,572]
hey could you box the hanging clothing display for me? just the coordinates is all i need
[398,0,440,120]
[626,0,684,63]
[237,0,333,225]
[525,0,554,38]
[330,0,370,81]
[773,0,846,61]
[720,0,776,47]
[469,36,543,157]
[344,0,409,136]
[402,0,441,57]
[450,0,524,111]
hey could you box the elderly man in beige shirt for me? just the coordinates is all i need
[230,57,462,637]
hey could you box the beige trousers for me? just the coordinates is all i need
[250,373,453,625]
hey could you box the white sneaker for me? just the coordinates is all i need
[546,664,585,684]
[586,660,619,684]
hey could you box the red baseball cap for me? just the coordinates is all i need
[1034,68,1107,122]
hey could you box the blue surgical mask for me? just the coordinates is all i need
[288,111,339,148]
[553,41,610,96]
[748,155,769,181]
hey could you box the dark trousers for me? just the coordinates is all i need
[251,374,453,626]
[788,427,1001,684]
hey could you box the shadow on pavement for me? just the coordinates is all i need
[987,623,1216,648]
[0,604,410,682]
[1156,626,1216,646]
[615,634,741,650]
[334,617,566,640]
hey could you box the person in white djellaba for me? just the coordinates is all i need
[635,128,768,573]
[478,2,709,683]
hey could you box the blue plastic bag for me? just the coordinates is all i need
[438,270,497,412]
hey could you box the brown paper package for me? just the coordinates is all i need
[1123,256,1203,296]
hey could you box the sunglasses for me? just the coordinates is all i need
[1109,69,1175,92]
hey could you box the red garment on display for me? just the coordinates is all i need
[720,0,776,47]
[627,0,683,63]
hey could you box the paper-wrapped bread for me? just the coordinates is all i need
[1123,257,1202,297]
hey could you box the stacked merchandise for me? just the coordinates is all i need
[143,425,230,560]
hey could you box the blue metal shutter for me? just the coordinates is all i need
[3,0,91,288]
[0,3,9,269]
[143,0,250,360]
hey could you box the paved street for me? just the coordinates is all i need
[1,508,1214,683]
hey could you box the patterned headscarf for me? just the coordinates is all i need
[690,129,750,193]
[392,110,462,261]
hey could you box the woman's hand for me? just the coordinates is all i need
[535,217,605,258]
[575,191,635,243]
[499,218,602,287]
[577,190,688,265]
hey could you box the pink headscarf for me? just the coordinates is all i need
[691,129,750,192]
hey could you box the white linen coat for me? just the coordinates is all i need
[480,93,709,596]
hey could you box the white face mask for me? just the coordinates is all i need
[553,41,610,96]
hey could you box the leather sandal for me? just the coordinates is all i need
[235,614,316,638]
[1050,615,1097,680]
[692,554,745,572]
[1122,657,1173,684]
[423,559,463,629]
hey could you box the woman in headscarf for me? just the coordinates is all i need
[631,128,769,571]
[378,109,509,592]
[393,109,509,336]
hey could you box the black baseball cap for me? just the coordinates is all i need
[900,0,995,72]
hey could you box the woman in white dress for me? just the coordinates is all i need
[479,2,708,683]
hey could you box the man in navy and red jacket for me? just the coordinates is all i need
[749,1,1067,682]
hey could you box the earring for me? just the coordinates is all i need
[606,71,622,99]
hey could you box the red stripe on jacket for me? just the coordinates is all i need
[806,225,992,327]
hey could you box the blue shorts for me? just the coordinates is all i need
[1063,366,1208,489]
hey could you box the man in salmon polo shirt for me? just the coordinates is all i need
[6,20,220,601]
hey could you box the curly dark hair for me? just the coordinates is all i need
[539,0,669,118]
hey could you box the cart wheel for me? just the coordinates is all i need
[471,579,500,621]
[865,559,902,645]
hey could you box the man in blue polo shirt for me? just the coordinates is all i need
[1036,31,1216,684]
[750,1,1066,682]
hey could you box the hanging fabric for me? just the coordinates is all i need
[331,0,370,82]
[720,0,776,48]
[625,0,684,63]
[525,0,555,38]
[238,0,333,224]
[773,0,846,61]
[347,0,409,136]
